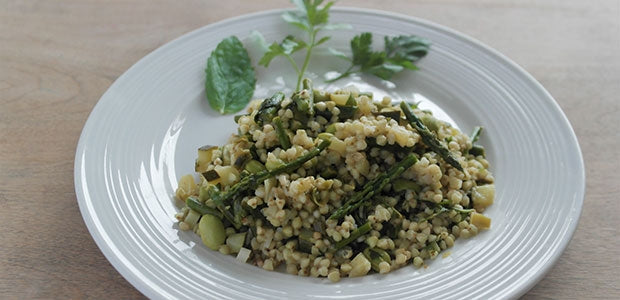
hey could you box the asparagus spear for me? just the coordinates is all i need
[215,139,331,205]
[469,126,485,157]
[329,153,418,220]
[470,126,483,143]
[334,221,372,250]
[255,92,285,125]
[418,199,475,222]
[399,102,464,172]
[292,78,315,117]
[272,116,291,149]
[186,196,223,219]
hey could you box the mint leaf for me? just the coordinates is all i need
[205,36,256,114]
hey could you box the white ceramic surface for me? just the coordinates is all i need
[75,7,585,300]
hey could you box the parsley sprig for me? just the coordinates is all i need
[327,32,431,83]
[259,0,350,90]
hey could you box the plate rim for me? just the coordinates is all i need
[74,6,585,299]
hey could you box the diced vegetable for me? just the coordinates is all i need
[226,232,247,253]
[313,89,330,102]
[470,212,491,229]
[472,184,495,210]
[175,174,197,201]
[195,146,218,173]
[337,105,357,120]
[349,253,371,277]
[392,179,421,193]
[420,114,440,132]
[330,91,350,106]
[265,156,285,171]
[202,170,220,183]
[244,160,266,174]
[236,247,252,263]
[328,137,346,155]
[184,209,201,227]
[233,151,252,169]
[298,228,314,253]
[325,124,336,134]
[317,132,333,141]
[199,214,226,250]
[320,166,338,179]
[214,165,240,186]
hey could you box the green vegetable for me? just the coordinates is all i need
[400,102,464,172]
[470,126,483,143]
[186,196,223,219]
[329,153,418,220]
[392,179,421,193]
[244,159,266,174]
[363,247,392,272]
[199,214,227,250]
[273,116,291,149]
[374,110,401,120]
[202,169,220,182]
[298,228,314,253]
[183,209,201,227]
[334,221,372,249]
[325,123,336,134]
[212,139,330,206]
[420,114,440,133]
[255,92,285,125]
[468,126,486,157]
[232,198,246,227]
[291,78,315,119]
[470,145,485,157]
[226,232,247,253]
[326,32,430,83]
[259,0,349,90]
[205,36,256,114]
[319,165,338,179]
[418,199,475,222]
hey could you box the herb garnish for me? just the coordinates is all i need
[259,0,350,90]
[327,33,430,82]
[205,36,256,114]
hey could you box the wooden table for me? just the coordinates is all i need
[1,0,618,298]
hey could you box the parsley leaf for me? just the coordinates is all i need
[259,0,349,90]
[384,35,430,64]
[259,35,307,68]
[327,32,430,83]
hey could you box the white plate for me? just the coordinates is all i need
[75,7,584,300]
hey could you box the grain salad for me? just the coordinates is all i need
[174,79,495,281]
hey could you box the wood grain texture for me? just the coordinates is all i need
[1,0,618,298]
